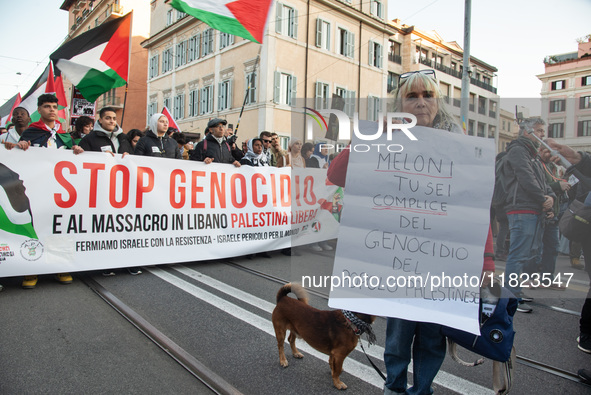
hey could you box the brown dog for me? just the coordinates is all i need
[271,283,376,390]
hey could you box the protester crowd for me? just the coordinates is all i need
[0,93,335,290]
[3,68,591,390]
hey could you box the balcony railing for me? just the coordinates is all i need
[388,54,402,64]
[414,57,498,94]
[478,107,486,115]
[489,110,497,118]
[101,96,122,107]
[434,63,462,79]
[469,104,474,112]
[453,98,461,107]
[470,77,497,94]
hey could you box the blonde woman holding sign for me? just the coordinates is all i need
[328,70,495,395]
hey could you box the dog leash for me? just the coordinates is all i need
[359,341,386,381]
[341,310,386,381]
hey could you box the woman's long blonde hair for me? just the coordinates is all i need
[393,71,460,133]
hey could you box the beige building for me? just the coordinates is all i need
[387,20,500,145]
[59,0,150,131]
[537,36,591,152]
[142,0,391,145]
[498,108,517,152]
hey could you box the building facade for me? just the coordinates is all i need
[498,108,517,152]
[59,0,150,131]
[142,0,392,145]
[538,37,591,152]
[387,20,500,144]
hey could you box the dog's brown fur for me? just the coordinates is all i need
[271,283,376,390]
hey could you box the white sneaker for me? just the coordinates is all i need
[310,243,323,252]
[319,242,333,251]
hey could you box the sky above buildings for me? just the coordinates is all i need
[1,0,589,113]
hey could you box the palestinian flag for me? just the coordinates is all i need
[45,63,69,124]
[0,93,22,127]
[0,163,37,240]
[18,63,69,123]
[19,63,52,123]
[170,0,273,44]
[50,13,131,103]
[162,106,182,132]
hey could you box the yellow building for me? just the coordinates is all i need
[537,36,591,152]
[387,20,500,143]
[59,0,150,131]
[142,0,391,145]
[498,108,517,152]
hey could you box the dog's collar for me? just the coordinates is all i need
[341,310,376,345]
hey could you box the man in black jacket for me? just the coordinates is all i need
[190,118,241,167]
[7,93,81,288]
[502,117,555,313]
[547,142,591,377]
[78,107,132,155]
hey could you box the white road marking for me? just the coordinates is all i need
[148,266,492,394]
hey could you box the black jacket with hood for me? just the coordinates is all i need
[133,113,180,159]
[503,136,555,212]
[79,120,132,154]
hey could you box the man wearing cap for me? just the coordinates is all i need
[190,118,241,167]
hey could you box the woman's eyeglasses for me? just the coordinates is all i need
[398,70,436,87]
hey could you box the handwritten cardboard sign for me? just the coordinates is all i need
[328,123,495,334]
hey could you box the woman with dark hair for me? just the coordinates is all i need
[71,116,93,143]
[127,129,145,153]
[301,142,318,168]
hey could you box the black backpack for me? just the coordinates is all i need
[491,152,509,208]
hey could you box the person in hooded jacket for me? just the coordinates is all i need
[78,107,132,155]
[311,142,330,169]
[134,113,181,159]
[240,138,269,167]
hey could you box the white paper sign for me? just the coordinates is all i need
[328,124,495,335]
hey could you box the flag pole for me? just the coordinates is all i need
[120,83,129,127]
[119,11,133,129]
[233,48,261,138]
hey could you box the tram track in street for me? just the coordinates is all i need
[222,259,591,388]
[73,256,591,393]
[81,275,243,395]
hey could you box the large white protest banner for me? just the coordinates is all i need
[0,146,339,276]
[328,125,495,334]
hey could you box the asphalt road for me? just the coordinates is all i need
[1,249,590,394]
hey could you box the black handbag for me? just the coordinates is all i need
[559,199,591,243]
[441,283,517,363]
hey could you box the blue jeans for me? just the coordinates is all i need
[384,318,446,395]
[504,213,544,297]
[537,220,559,276]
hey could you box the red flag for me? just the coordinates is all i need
[162,106,181,132]
[1,93,22,126]
[45,63,56,94]
[54,73,68,123]
[46,63,69,123]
